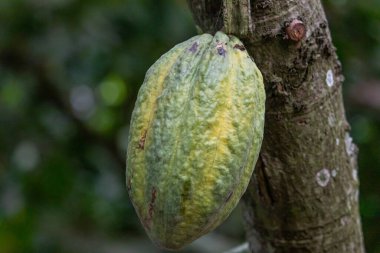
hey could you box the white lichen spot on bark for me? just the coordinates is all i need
[328,112,335,126]
[345,133,355,156]
[326,69,334,87]
[347,201,352,211]
[316,168,331,187]
[340,216,350,226]
[350,190,359,205]
[345,184,358,210]
[336,138,340,146]
[331,169,337,177]
[340,217,346,226]
[352,168,358,181]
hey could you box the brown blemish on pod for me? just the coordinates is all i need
[233,44,246,51]
[148,187,157,220]
[138,130,147,150]
[225,191,233,202]
[143,187,158,231]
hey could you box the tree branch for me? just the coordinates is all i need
[187,0,365,252]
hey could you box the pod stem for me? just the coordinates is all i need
[222,0,253,37]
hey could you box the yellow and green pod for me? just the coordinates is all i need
[126,31,265,250]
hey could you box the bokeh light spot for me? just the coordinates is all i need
[12,141,40,172]
[70,85,96,119]
[99,75,127,106]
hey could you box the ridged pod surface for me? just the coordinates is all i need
[126,32,265,250]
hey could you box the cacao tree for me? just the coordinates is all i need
[186,0,366,252]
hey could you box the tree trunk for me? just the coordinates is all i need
[187,1,365,253]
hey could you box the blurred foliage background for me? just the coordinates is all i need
[0,0,379,252]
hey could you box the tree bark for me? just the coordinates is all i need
[187,1,365,253]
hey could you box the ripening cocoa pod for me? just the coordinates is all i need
[126,31,265,250]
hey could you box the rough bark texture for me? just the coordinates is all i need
[187,1,365,253]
